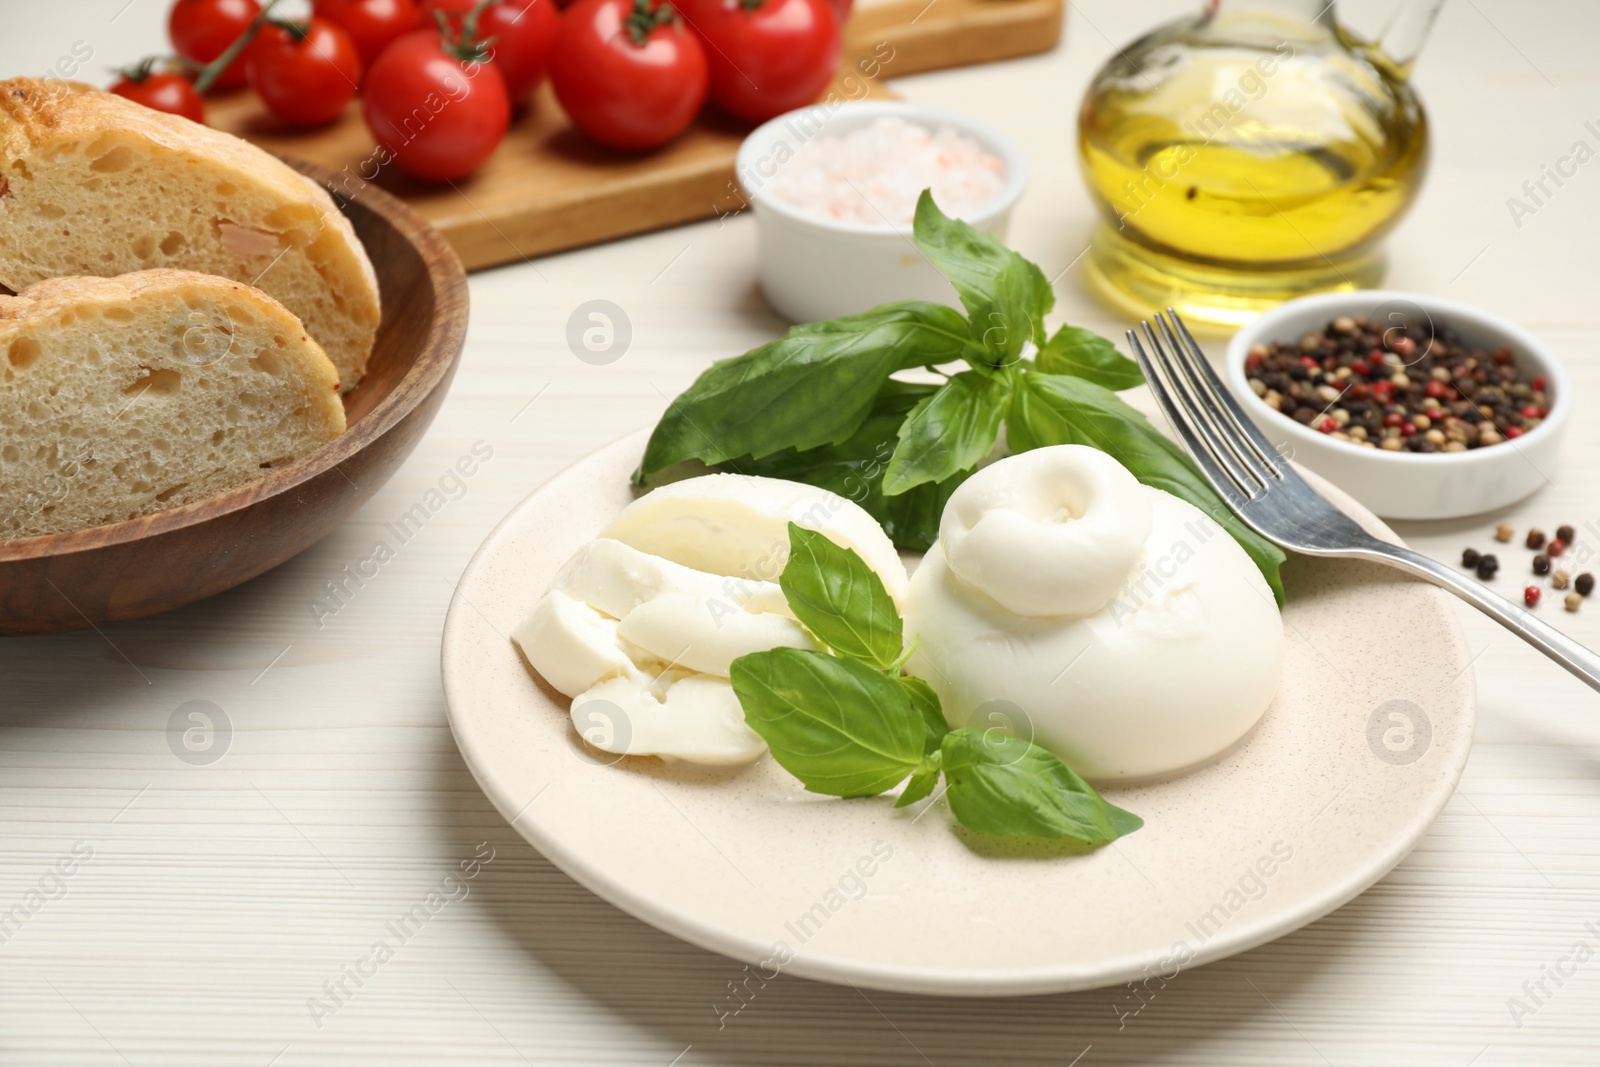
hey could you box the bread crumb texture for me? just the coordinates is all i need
[0,269,345,539]
[0,78,380,391]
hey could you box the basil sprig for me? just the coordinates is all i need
[638,191,1285,604]
[729,524,1142,845]
[637,301,970,476]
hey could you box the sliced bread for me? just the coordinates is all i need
[0,269,346,540]
[0,77,380,392]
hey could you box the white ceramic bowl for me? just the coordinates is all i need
[735,100,1028,323]
[1225,291,1572,521]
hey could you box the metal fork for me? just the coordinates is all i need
[1127,309,1600,694]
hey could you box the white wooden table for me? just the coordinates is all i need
[5,1,1600,1062]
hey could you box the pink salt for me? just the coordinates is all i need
[769,116,1006,225]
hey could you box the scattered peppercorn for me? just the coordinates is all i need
[1553,570,1571,590]
[1495,524,1515,543]
[1525,586,1542,608]
[1577,573,1595,597]
[1567,592,1583,612]
[1549,538,1567,558]
[1477,554,1500,580]
[1526,528,1547,550]
[1557,524,1576,544]
[1462,547,1481,568]
[1244,318,1549,452]
[1533,554,1551,575]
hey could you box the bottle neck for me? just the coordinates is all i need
[1202,0,1338,49]
[1207,0,1333,21]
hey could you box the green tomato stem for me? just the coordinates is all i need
[192,0,279,95]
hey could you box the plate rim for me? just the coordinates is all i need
[442,428,1477,997]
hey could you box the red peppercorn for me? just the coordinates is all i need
[1351,360,1371,376]
[1383,412,1403,428]
[1391,336,1417,358]
[1520,404,1543,419]
[1401,422,1416,436]
[1245,353,1263,371]
[1372,381,1394,401]
[1317,416,1338,433]
[1300,356,1320,370]
[1549,538,1567,557]
[1507,426,1526,439]
[1525,586,1541,607]
[1426,381,1453,399]
[1349,382,1370,400]
[1532,375,1546,391]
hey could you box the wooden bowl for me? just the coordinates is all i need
[0,162,469,636]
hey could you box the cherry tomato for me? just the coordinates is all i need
[549,0,708,151]
[110,68,207,124]
[362,28,510,181]
[683,0,838,123]
[314,0,422,70]
[247,18,363,126]
[419,0,560,106]
[168,0,262,91]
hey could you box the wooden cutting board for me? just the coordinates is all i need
[207,0,1062,270]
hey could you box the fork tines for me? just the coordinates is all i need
[1126,310,1291,506]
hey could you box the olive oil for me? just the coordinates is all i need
[1076,3,1432,328]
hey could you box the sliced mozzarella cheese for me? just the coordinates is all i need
[573,673,767,765]
[602,473,908,599]
[518,474,908,768]
[511,590,639,699]
[550,536,812,676]
[553,537,792,621]
[615,591,814,678]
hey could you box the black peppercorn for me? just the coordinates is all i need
[1577,573,1595,598]
[1557,524,1576,544]
[1533,555,1551,575]
[1462,547,1481,568]
[1477,555,1500,580]
[1526,529,1546,550]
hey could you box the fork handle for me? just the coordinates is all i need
[1355,543,1600,693]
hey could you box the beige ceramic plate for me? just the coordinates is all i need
[441,430,1475,996]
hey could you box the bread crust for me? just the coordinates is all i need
[0,78,380,391]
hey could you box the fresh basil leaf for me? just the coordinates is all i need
[939,728,1142,843]
[899,675,949,756]
[894,751,943,808]
[912,191,1053,366]
[1008,371,1286,607]
[881,369,1012,496]
[779,523,903,670]
[731,648,924,798]
[1036,325,1144,391]
[731,379,969,551]
[638,301,971,478]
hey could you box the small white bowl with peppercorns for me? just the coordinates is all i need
[1225,290,1572,520]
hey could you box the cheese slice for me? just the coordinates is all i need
[511,590,638,699]
[573,674,767,766]
[602,474,909,599]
